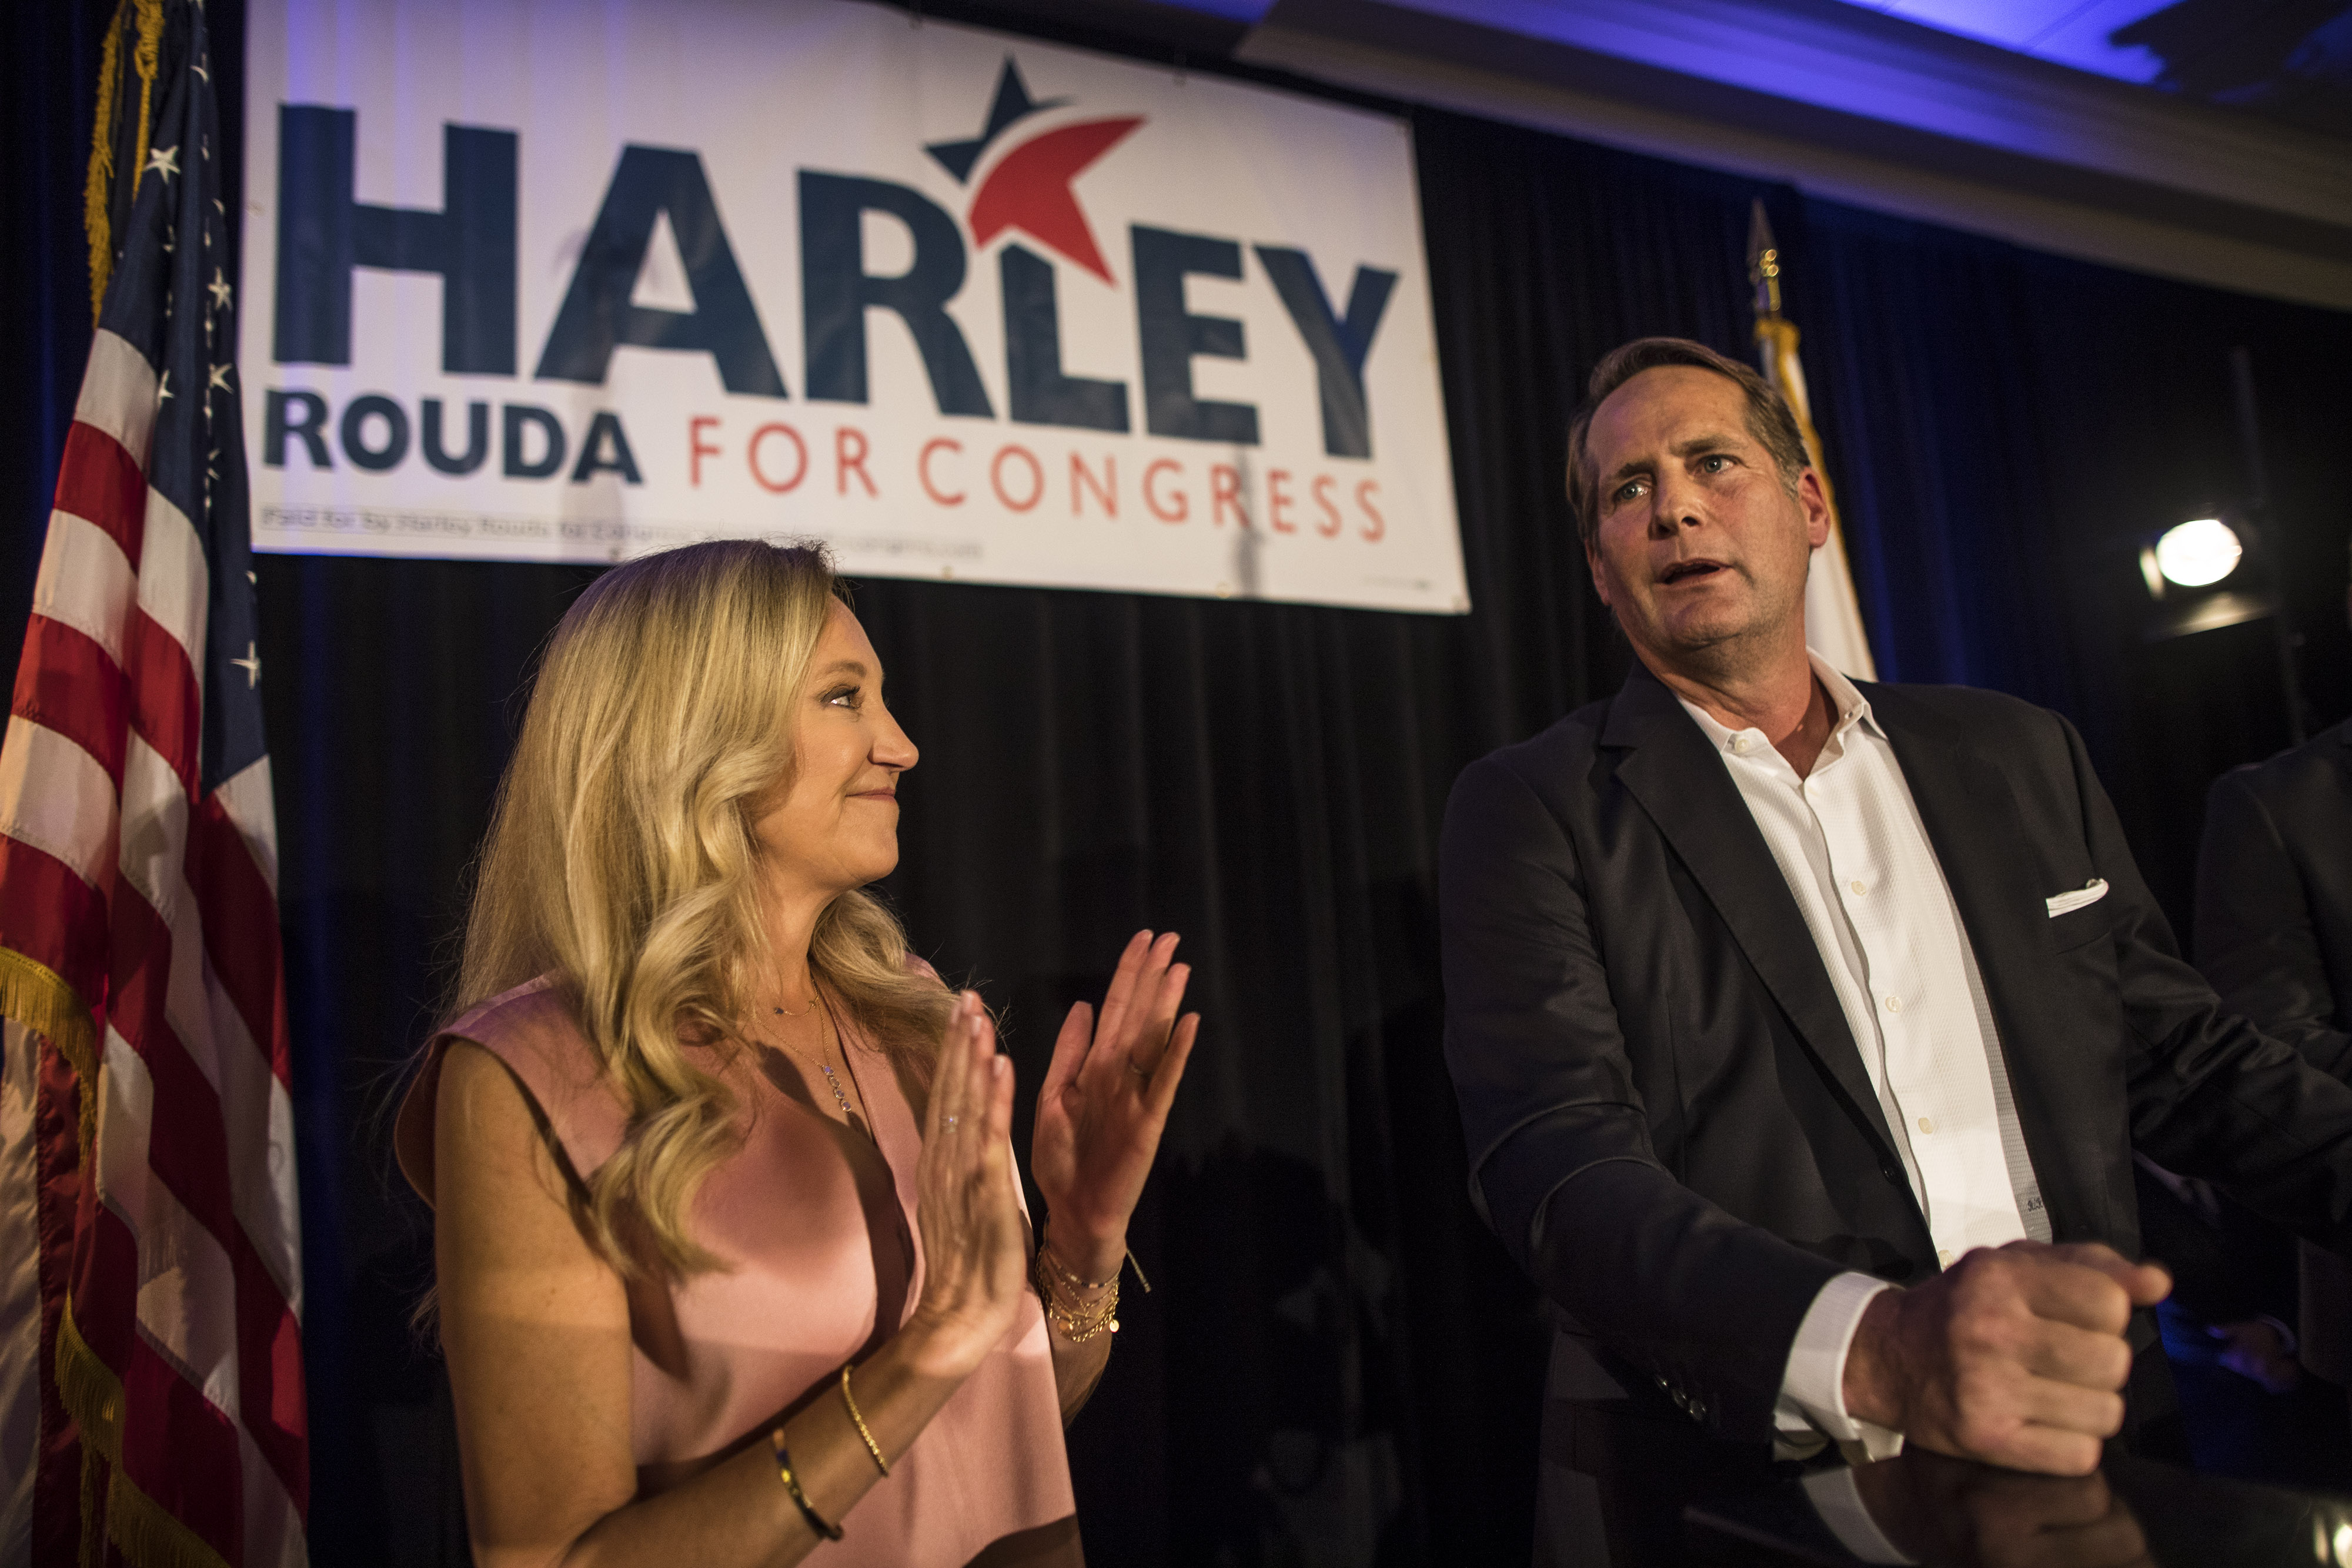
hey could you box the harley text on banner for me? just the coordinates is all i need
[239,0,1468,613]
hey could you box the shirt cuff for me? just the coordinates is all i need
[1776,1271,1905,1460]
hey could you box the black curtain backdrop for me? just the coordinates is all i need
[8,4,2352,1564]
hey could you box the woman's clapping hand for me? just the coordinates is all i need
[903,992,1029,1376]
[1031,931,1200,1279]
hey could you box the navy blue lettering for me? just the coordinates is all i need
[1001,245,1126,433]
[1131,226,1257,445]
[534,147,787,398]
[1254,248,1395,460]
[799,172,992,417]
[503,403,567,479]
[339,394,410,471]
[422,399,490,475]
[263,390,332,469]
[273,106,517,375]
[570,412,643,484]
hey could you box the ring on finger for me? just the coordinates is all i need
[1127,1059,1154,1081]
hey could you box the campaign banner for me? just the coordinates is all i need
[238,0,1469,612]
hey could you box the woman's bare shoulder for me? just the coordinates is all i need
[435,1040,574,1204]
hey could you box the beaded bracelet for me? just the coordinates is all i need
[769,1427,843,1541]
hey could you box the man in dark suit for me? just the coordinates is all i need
[1440,337,2352,1564]
[2196,647,2352,1398]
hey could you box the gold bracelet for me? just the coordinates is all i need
[840,1364,888,1477]
[769,1427,844,1541]
[1034,1246,1120,1342]
[1042,1292,1119,1341]
[1038,1242,1118,1295]
[1039,1238,1154,1296]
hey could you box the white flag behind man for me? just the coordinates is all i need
[1749,202,1878,682]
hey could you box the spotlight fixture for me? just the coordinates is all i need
[2150,517,2243,589]
[2126,347,2309,745]
[2139,509,2273,639]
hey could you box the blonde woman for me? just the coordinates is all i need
[393,540,1197,1567]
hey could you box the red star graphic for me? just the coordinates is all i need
[968,116,1144,284]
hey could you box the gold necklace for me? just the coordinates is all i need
[765,1005,860,1122]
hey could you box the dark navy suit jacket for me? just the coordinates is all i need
[1442,665,2352,1446]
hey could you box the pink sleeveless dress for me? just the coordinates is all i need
[394,977,1081,1566]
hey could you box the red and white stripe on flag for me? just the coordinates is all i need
[0,4,307,1565]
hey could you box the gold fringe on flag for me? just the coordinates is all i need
[107,1460,236,1568]
[0,947,95,1075]
[131,0,165,200]
[9,973,235,1568]
[83,1,127,322]
[0,947,98,1159]
[55,1299,116,1568]
[81,0,168,323]
[2,951,109,1568]
[56,1299,236,1568]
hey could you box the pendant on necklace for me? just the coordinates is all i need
[816,1059,852,1118]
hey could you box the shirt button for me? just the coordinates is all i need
[1730,734,1751,754]
[1884,995,1902,1013]
[1917,1116,1935,1135]
[1937,1248,1953,1266]
[1849,880,1867,895]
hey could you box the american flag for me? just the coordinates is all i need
[0,2,308,1564]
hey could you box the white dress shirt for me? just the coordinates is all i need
[1676,654,2050,1456]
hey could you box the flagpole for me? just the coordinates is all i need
[1748,199,1879,682]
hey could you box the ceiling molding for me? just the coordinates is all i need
[1237,0,2352,312]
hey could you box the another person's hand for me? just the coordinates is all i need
[2210,1318,2302,1393]
[1030,930,1200,1281]
[1849,1450,2153,1567]
[1843,1241,2172,1475]
[903,992,1028,1376]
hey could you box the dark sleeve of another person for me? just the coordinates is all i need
[2196,768,2352,1080]
[1439,754,1843,1445]
[2072,723,2352,1253]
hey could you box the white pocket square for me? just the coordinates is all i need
[2046,879,2109,917]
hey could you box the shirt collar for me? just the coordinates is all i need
[1809,650,1879,741]
[1673,650,1880,757]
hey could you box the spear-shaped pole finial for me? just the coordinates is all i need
[1747,198,1782,320]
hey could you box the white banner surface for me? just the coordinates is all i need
[239,0,1468,612]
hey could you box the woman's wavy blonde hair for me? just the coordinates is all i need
[447,539,952,1278]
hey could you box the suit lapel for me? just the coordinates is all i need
[1868,686,2074,1232]
[1603,668,1901,1159]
